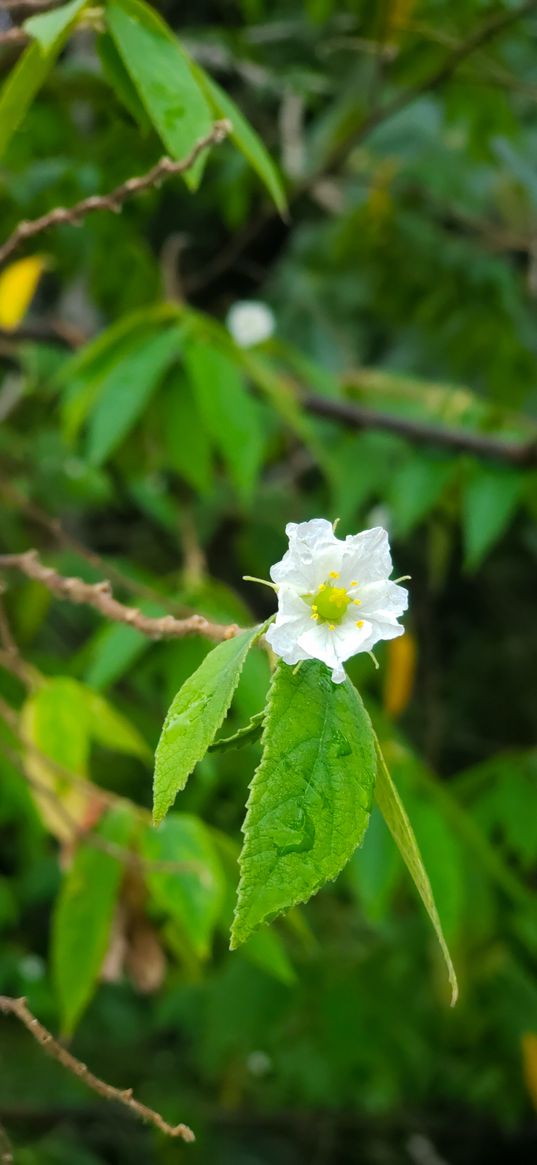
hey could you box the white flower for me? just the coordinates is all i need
[226,300,275,348]
[265,519,408,684]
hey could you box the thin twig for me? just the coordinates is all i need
[0,25,27,45]
[0,483,195,613]
[0,121,231,266]
[0,596,39,687]
[0,995,195,1142]
[0,550,239,641]
[0,0,59,9]
[301,393,537,467]
[0,482,192,615]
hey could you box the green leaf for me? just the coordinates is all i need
[231,661,376,948]
[142,813,225,958]
[184,337,264,502]
[240,349,335,483]
[84,689,151,762]
[52,804,134,1033]
[390,454,455,536]
[106,0,212,189]
[84,621,150,690]
[0,0,87,158]
[97,32,151,132]
[161,369,214,494]
[209,711,264,753]
[409,800,465,944]
[374,739,458,1005]
[59,304,177,439]
[153,625,262,825]
[20,677,91,840]
[85,326,180,465]
[347,805,401,924]
[463,463,525,570]
[24,0,87,49]
[241,927,297,986]
[191,62,287,214]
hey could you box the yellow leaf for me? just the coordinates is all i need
[0,255,46,330]
[20,681,96,843]
[383,631,417,717]
[522,1033,537,1110]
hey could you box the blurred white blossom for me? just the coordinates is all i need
[226,300,275,347]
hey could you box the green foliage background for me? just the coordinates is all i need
[0,0,537,1161]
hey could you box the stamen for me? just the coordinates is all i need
[329,571,340,579]
[353,599,361,606]
[356,620,364,628]
[393,575,411,584]
[318,583,326,591]
[350,580,358,587]
[332,518,340,533]
[243,575,278,591]
[368,651,379,670]
[328,624,335,631]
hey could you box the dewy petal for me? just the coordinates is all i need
[270,518,342,589]
[265,584,313,664]
[265,623,311,667]
[358,578,408,619]
[297,622,342,673]
[340,527,393,586]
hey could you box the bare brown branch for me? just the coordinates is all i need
[0,550,239,641]
[0,481,193,616]
[0,0,59,9]
[0,995,195,1142]
[0,24,27,45]
[301,393,537,467]
[0,121,231,266]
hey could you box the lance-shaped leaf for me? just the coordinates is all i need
[153,625,262,825]
[0,0,87,158]
[374,740,458,1005]
[106,0,212,188]
[231,661,376,948]
[52,804,135,1034]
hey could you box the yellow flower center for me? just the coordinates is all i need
[312,583,350,625]
[303,573,362,629]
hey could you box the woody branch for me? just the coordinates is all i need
[0,995,195,1142]
[0,121,231,266]
[0,550,239,641]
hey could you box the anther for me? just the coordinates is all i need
[353,599,361,606]
[356,620,364,628]
[329,571,340,579]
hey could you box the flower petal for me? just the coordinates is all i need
[340,527,392,586]
[270,519,342,589]
[358,579,408,619]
